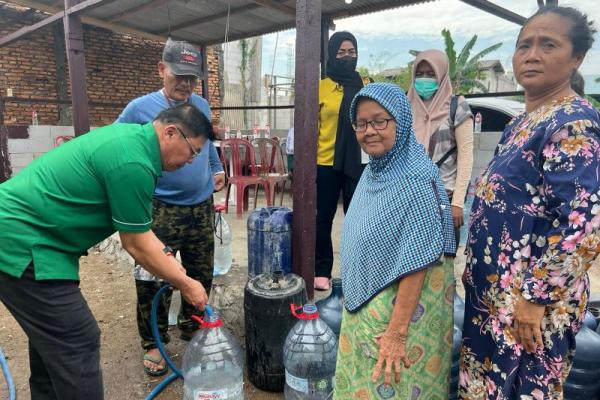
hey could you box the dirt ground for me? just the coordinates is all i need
[1,198,600,399]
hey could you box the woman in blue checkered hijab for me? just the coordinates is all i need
[334,83,456,399]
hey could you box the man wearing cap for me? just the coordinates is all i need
[0,104,211,399]
[117,38,224,376]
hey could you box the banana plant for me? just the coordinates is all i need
[410,29,503,94]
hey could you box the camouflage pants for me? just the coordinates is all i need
[135,197,214,350]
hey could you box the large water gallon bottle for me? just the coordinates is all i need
[459,184,475,246]
[213,205,233,276]
[283,304,337,400]
[315,278,343,336]
[454,286,465,329]
[247,207,292,277]
[182,306,245,400]
[589,295,600,327]
[563,324,600,400]
[168,289,181,326]
[583,310,598,331]
[245,271,307,391]
[449,286,464,400]
[449,325,462,400]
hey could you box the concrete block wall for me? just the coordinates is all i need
[0,4,221,126]
[8,125,78,176]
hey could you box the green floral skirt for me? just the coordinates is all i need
[333,258,454,400]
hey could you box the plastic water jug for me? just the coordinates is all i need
[454,287,465,329]
[564,324,600,400]
[283,304,337,399]
[315,278,343,336]
[247,207,292,277]
[213,205,233,276]
[449,325,462,400]
[245,271,307,391]
[168,290,181,326]
[583,310,598,331]
[182,306,244,400]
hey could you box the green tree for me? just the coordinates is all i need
[411,29,503,94]
[357,52,413,91]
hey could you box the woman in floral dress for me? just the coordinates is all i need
[459,6,600,399]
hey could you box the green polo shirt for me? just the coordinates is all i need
[0,122,162,280]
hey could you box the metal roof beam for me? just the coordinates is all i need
[329,0,434,20]
[108,0,170,22]
[156,3,260,35]
[249,0,295,16]
[0,9,64,46]
[204,18,295,46]
[458,0,527,25]
[0,0,107,46]
[3,0,169,44]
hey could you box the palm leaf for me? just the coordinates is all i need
[456,35,478,72]
[466,42,503,69]
[442,29,457,79]
[409,50,421,57]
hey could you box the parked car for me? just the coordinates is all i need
[458,97,525,246]
[465,97,525,133]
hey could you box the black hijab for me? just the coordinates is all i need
[326,31,364,181]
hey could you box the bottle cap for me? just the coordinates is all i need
[290,303,319,320]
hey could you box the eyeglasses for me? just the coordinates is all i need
[352,118,394,133]
[175,126,200,158]
[173,75,198,84]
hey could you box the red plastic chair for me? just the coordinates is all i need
[219,138,272,216]
[252,138,289,206]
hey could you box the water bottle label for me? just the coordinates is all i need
[285,370,308,393]
[193,382,243,399]
[285,370,335,395]
[309,376,335,394]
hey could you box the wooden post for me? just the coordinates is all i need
[201,45,210,103]
[52,23,71,125]
[64,0,90,136]
[293,0,320,299]
[320,19,329,79]
[0,95,12,182]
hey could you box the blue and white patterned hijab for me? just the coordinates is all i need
[340,83,455,312]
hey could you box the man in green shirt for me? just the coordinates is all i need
[0,104,211,400]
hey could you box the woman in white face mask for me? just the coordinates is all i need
[407,49,474,248]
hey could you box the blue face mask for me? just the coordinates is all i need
[414,78,439,100]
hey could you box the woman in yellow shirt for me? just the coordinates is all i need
[315,31,364,290]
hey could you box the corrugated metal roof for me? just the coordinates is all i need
[8,0,436,45]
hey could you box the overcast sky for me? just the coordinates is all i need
[259,0,599,84]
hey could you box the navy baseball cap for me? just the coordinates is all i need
[162,38,203,78]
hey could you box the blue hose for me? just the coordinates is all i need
[151,284,182,378]
[0,347,16,400]
[144,371,179,400]
[144,284,182,400]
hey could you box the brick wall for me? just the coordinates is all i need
[0,5,221,126]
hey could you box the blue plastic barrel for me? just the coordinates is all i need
[564,324,600,400]
[247,207,292,277]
